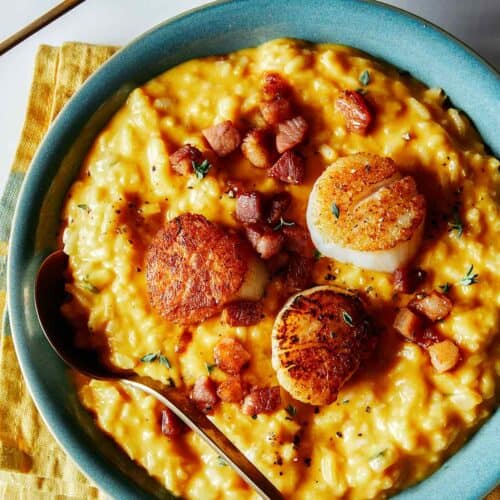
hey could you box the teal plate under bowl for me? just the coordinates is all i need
[7,0,500,498]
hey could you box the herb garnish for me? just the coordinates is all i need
[439,282,451,293]
[192,159,212,179]
[205,362,216,374]
[313,249,322,261]
[448,208,463,237]
[141,352,159,362]
[82,277,99,294]
[342,311,353,327]
[285,404,297,419]
[216,456,228,466]
[77,204,89,210]
[140,352,171,368]
[359,70,370,86]
[273,217,295,231]
[158,355,171,368]
[458,265,479,286]
[370,449,387,462]
[331,202,340,219]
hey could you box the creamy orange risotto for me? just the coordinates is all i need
[60,39,499,499]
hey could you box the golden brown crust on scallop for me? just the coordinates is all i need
[145,213,252,324]
[272,286,377,405]
[309,153,426,251]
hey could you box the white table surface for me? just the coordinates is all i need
[1,0,499,200]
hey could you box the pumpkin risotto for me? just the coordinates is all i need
[60,39,500,499]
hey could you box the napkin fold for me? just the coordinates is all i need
[0,42,116,500]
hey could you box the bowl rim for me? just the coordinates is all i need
[7,0,500,498]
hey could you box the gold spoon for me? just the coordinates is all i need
[35,250,283,500]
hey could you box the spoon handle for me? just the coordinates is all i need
[122,375,283,500]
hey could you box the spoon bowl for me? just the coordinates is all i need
[35,249,282,500]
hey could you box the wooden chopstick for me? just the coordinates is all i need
[0,0,86,56]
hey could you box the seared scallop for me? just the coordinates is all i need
[146,213,267,324]
[306,154,426,272]
[272,285,377,405]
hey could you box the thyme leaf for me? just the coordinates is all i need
[359,70,370,86]
[159,355,171,368]
[141,352,171,368]
[370,449,387,462]
[141,352,159,363]
[82,277,99,294]
[205,362,216,374]
[273,217,295,231]
[448,208,463,237]
[342,311,354,327]
[439,282,451,293]
[285,404,297,419]
[192,159,212,179]
[331,202,340,219]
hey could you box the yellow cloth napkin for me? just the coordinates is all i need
[0,43,116,499]
[0,42,498,500]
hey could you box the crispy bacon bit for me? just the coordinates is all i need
[242,386,281,416]
[414,327,441,349]
[245,223,284,259]
[241,129,274,168]
[282,224,315,258]
[335,90,374,134]
[428,340,460,372]
[393,267,427,294]
[169,144,203,175]
[191,376,218,414]
[262,72,291,98]
[223,300,264,327]
[276,116,308,154]
[160,408,185,437]
[393,307,422,340]
[411,291,453,321]
[266,191,292,225]
[202,120,241,157]
[175,330,192,354]
[235,191,265,224]
[260,96,294,126]
[217,377,248,403]
[280,253,314,293]
[268,150,305,184]
[214,337,251,374]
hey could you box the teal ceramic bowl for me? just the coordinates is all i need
[7,0,499,498]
